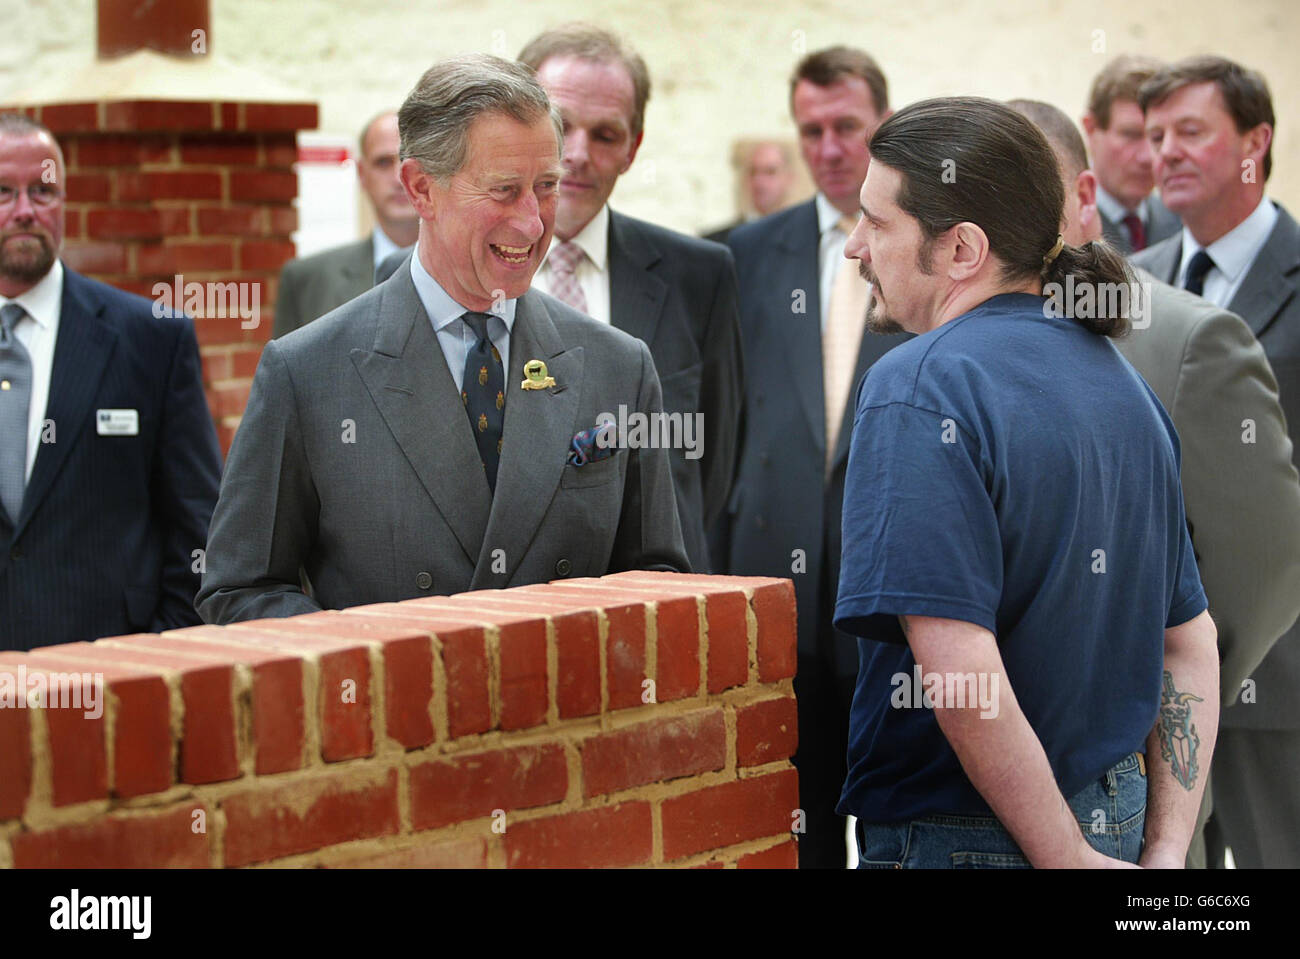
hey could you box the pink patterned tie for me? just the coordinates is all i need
[547,240,589,314]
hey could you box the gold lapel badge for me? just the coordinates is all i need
[521,359,556,390]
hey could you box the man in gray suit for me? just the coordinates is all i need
[271,111,418,338]
[199,55,688,624]
[1013,97,1300,867]
[1132,55,1300,868]
[1081,55,1181,254]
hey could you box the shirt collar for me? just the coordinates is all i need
[815,192,851,236]
[371,226,401,271]
[1094,184,1140,223]
[542,204,609,272]
[407,250,516,334]
[0,258,62,330]
[1180,196,1278,286]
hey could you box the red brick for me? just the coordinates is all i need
[180,134,259,165]
[505,802,652,868]
[581,709,725,797]
[242,103,319,132]
[706,591,750,692]
[324,838,487,869]
[210,380,252,419]
[201,348,233,382]
[64,171,112,202]
[656,594,700,701]
[738,839,798,868]
[217,421,237,457]
[136,241,235,275]
[231,344,264,378]
[197,205,265,237]
[0,696,31,819]
[194,313,256,346]
[528,584,648,709]
[661,768,799,860]
[160,206,193,236]
[285,612,435,750]
[220,102,240,130]
[61,241,127,275]
[410,743,567,830]
[11,804,210,868]
[736,696,798,767]
[103,99,215,132]
[554,609,600,718]
[0,662,107,806]
[61,208,83,240]
[33,643,239,785]
[238,239,295,272]
[223,769,399,867]
[262,134,299,168]
[86,208,163,241]
[753,581,797,682]
[123,630,308,775]
[221,623,374,761]
[77,134,172,167]
[267,205,298,236]
[230,169,297,203]
[118,170,222,202]
[37,102,99,134]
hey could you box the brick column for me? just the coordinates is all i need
[14,99,318,455]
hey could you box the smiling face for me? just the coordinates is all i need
[403,111,563,311]
[792,76,883,216]
[1084,99,1154,211]
[534,55,643,242]
[0,130,64,297]
[1145,81,1269,239]
[845,161,943,335]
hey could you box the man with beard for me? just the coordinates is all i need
[0,114,222,651]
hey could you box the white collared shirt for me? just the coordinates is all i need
[371,226,401,276]
[816,192,859,331]
[1,259,63,482]
[1095,184,1145,224]
[533,204,610,323]
[1175,197,1278,310]
[407,253,516,392]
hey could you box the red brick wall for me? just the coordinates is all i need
[0,572,799,868]
[13,99,318,456]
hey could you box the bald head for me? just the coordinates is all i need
[1007,98,1102,246]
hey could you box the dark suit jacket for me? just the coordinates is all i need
[272,236,373,339]
[702,218,744,246]
[715,200,909,679]
[198,261,688,623]
[0,266,222,651]
[605,210,742,573]
[1100,192,1181,255]
[377,216,744,573]
[1133,202,1300,730]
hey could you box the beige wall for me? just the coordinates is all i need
[3,0,1297,235]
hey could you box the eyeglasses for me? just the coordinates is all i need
[0,183,63,208]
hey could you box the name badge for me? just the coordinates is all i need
[96,409,139,436]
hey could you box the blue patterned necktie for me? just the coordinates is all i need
[0,303,33,524]
[460,311,505,493]
[1184,249,1216,297]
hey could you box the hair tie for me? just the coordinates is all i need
[1042,234,1064,271]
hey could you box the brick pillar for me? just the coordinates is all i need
[15,100,318,455]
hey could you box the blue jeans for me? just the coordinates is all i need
[855,752,1146,868]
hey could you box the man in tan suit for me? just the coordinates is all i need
[1012,98,1300,866]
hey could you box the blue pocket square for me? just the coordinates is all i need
[567,421,617,466]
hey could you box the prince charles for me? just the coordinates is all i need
[199,54,688,622]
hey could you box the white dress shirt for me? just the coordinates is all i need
[1175,196,1278,310]
[816,192,860,331]
[408,253,515,392]
[1,258,63,482]
[533,204,611,324]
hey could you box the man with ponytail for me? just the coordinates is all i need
[833,97,1219,868]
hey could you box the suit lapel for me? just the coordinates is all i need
[830,327,911,470]
[771,201,827,454]
[473,293,581,586]
[607,210,667,346]
[1228,204,1300,340]
[350,265,491,567]
[13,269,118,539]
[1142,236,1182,286]
[340,236,374,293]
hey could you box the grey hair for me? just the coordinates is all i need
[398,53,562,182]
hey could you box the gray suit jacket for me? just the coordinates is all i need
[378,216,744,574]
[272,236,373,339]
[1100,192,1181,255]
[715,200,910,680]
[198,261,689,623]
[1133,202,1300,729]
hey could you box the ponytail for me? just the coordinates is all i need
[1041,239,1136,338]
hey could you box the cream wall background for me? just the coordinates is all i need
[2,0,1296,235]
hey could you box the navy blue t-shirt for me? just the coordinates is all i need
[834,293,1206,823]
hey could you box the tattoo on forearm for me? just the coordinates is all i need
[1157,670,1204,791]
